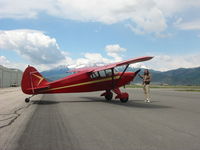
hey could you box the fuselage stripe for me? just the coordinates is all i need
[47,75,120,92]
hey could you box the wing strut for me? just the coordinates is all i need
[111,68,115,88]
[115,64,129,87]
[118,64,129,81]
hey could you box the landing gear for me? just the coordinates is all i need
[101,88,129,103]
[105,92,113,101]
[101,90,113,101]
[25,95,35,103]
[113,88,129,103]
[120,98,129,103]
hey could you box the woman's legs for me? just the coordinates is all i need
[143,84,151,102]
[146,84,150,102]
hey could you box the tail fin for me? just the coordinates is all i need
[21,66,49,94]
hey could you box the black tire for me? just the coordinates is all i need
[120,98,128,103]
[105,93,113,101]
[25,98,30,103]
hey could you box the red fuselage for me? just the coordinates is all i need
[38,72,136,94]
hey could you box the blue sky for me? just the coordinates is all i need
[0,0,200,71]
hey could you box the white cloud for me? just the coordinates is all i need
[0,0,169,34]
[0,29,65,65]
[154,0,200,17]
[146,53,200,71]
[47,51,200,72]
[105,44,126,53]
[105,44,126,61]
[0,0,55,19]
[0,29,127,71]
[70,53,110,68]
[2,50,200,72]
[0,56,10,66]
[0,55,27,70]
[1,0,200,34]
[176,20,200,30]
[57,44,127,69]
[0,30,126,70]
[0,54,73,71]
[67,47,126,69]
[1,29,199,72]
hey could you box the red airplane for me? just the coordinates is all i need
[21,56,153,103]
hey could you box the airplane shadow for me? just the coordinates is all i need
[32,97,171,109]
[80,97,171,109]
[32,99,102,105]
[32,100,59,105]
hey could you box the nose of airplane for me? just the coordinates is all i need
[124,69,141,82]
[124,72,136,80]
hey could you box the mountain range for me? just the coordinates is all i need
[41,66,200,85]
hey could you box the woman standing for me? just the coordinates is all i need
[139,69,151,103]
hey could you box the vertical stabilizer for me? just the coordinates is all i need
[21,66,48,94]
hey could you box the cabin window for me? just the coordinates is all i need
[99,70,106,78]
[90,70,109,79]
[94,72,99,78]
[90,69,117,79]
[105,69,112,77]
[90,72,99,79]
[114,68,119,73]
[90,73,95,79]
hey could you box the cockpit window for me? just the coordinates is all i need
[90,68,118,79]
[105,69,112,77]
[114,68,119,73]
[90,72,98,79]
[99,70,106,77]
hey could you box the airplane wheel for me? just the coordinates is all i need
[105,93,113,101]
[120,98,128,103]
[25,98,30,103]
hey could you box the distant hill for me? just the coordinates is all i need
[41,65,71,81]
[133,67,200,85]
[41,66,200,85]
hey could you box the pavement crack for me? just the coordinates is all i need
[0,116,16,121]
[0,103,32,129]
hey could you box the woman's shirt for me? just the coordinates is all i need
[143,74,151,85]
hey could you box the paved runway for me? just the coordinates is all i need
[0,88,200,150]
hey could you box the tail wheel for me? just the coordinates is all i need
[105,92,113,101]
[25,98,30,103]
[120,98,129,103]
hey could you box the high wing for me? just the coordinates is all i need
[93,56,153,72]
[69,56,153,73]
[69,66,98,73]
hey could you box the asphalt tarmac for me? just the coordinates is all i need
[0,88,200,150]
